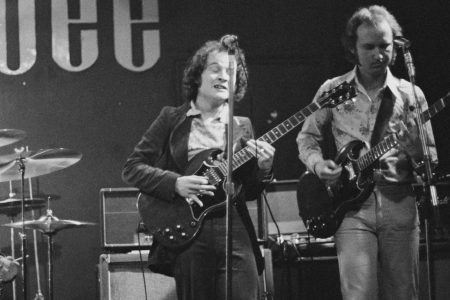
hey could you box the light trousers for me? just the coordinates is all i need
[335,184,420,300]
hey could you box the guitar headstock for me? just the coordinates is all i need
[443,91,450,105]
[318,82,357,109]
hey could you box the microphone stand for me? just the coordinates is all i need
[225,46,236,300]
[399,44,438,300]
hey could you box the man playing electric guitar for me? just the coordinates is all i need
[296,5,437,300]
[122,36,275,300]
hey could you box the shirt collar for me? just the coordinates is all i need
[186,101,230,124]
[348,66,401,101]
[384,68,402,100]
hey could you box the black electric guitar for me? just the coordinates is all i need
[138,82,356,248]
[297,94,450,238]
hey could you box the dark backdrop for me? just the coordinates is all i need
[0,1,449,299]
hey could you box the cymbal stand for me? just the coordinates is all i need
[28,177,44,300]
[40,209,58,300]
[9,181,17,300]
[44,232,54,300]
[17,156,28,300]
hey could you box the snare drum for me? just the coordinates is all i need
[0,254,19,283]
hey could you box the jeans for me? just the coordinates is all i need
[335,184,420,300]
[173,206,259,300]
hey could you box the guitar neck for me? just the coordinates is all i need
[223,101,321,173]
[358,134,398,170]
[420,96,448,123]
[357,95,449,170]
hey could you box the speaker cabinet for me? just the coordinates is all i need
[98,253,177,300]
[247,180,306,240]
[98,249,274,300]
[100,187,152,250]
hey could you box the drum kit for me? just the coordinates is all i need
[0,129,95,300]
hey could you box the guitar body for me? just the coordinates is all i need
[297,140,375,238]
[138,149,227,249]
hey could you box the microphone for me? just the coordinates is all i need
[394,36,415,77]
[394,36,411,49]
[220,34,239,51]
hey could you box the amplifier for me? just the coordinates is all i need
[98,252,177,300]
[247,180,306,240]
[100,187,152,250]
[98,249,274,300]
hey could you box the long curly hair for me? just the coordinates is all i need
[341,5,403,66]
[182,38,248,103]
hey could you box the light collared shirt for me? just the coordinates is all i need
[186,101,229,161]
[297,67,437,184]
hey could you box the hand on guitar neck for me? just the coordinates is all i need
[394,120,422,159]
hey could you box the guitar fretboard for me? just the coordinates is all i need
[222,101,320,175]
[420,96,447,123]
[357,134,398,170]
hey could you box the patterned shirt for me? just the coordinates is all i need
[297,67,437,184]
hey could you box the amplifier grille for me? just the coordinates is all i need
[100,187,152,250]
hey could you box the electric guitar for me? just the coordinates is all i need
[138,82,356,248]
[297,94,450,238]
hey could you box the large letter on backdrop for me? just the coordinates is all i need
[0,0,36,75]
[113,0,160,72]
[52,0,98,71]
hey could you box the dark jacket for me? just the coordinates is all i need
[122,103,266,276]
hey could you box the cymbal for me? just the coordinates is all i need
[2,213,96,234]
[0,194,61,202]
[0,198,46,216]
[0,197,46,207]
[33,194,61,201]
[0,129,26,147]
[0,148,82,182]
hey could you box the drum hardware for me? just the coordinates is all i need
[28,178,45,300]
[5,181,21,300]
[0,129,26,148]
[0,255,24,283]
[0,139,82,300]
[1,187,59,299]
[2,210,96,300]
[0,196,46,217]
[0,128,28,292]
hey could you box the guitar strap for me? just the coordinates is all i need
[370,87,394,147]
